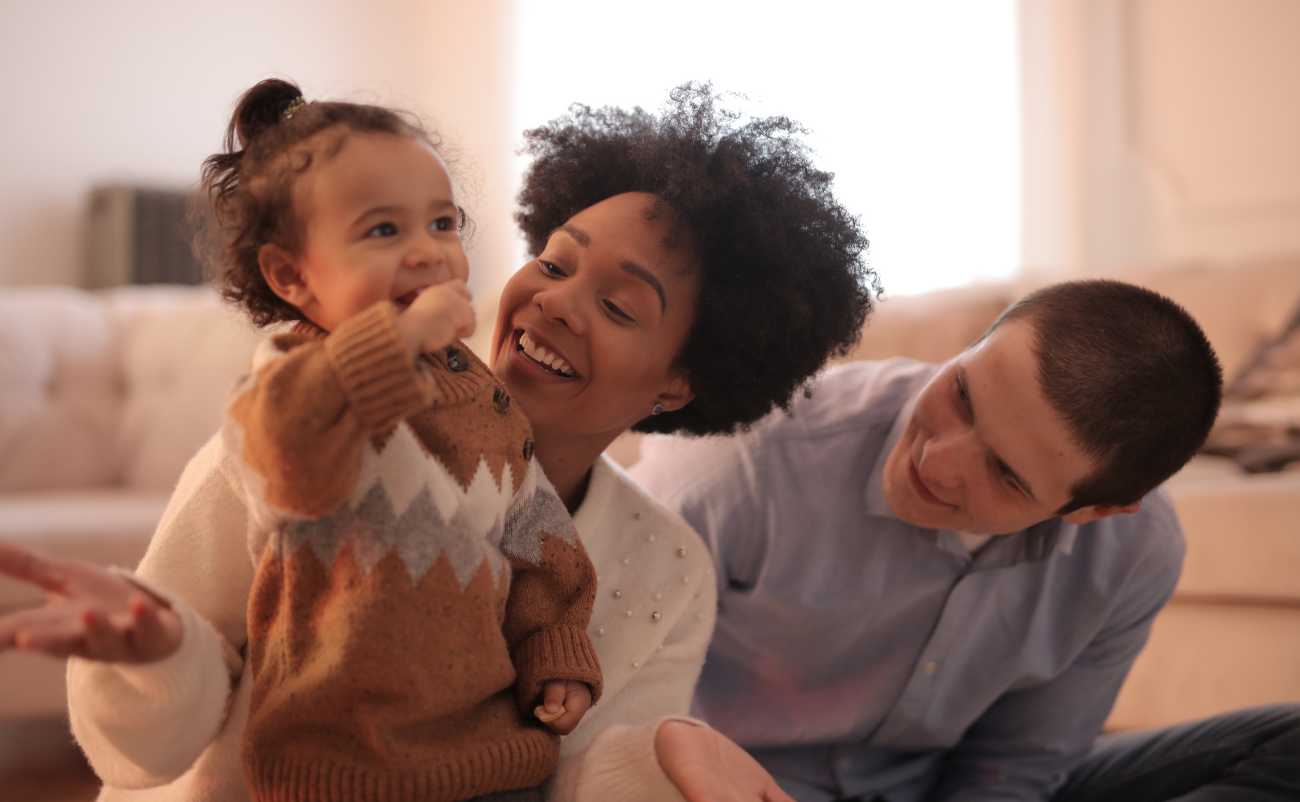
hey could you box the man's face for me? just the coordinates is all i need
[882,320,1103,535]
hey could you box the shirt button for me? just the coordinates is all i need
[923,660,939,676]
[492,386,511,414]
[445,347,468,372]
[522,438,535,461]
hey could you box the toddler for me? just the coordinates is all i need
[206,78,601,802]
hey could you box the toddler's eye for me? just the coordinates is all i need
[430,215,457,232]
[366,222,398,238]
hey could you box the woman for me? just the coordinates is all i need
[0,84,876,802]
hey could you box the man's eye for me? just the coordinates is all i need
[537,260,566,278]
[366,222,398,238]
[602,299,635,323]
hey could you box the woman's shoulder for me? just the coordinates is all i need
[577,455,713,568]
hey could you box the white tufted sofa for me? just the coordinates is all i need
[0,285,262,717]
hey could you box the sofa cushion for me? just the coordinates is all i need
[0,490,166,611]
[1165,467,1300,601]
[0,288,121,492]
[106,287,262,492]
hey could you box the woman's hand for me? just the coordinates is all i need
[656,720,797,802]
[0,542,182,663]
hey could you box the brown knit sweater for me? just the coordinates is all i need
[222,301,603,802]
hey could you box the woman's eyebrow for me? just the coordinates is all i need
[556,224,667,312]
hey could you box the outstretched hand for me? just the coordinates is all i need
[656,720,797,802]
[0,542,181,663]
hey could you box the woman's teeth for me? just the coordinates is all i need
[518,331,576,377]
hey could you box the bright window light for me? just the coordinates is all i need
[514,0,1020,296]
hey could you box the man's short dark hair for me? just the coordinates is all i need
[989,279,1223,513]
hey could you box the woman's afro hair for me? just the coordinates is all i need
[516,83,880,435]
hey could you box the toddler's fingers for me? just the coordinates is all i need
[547,704,585,735]
[542,682,567,712]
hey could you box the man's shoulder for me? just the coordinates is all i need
[1072,488,1186,576]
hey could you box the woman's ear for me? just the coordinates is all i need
[258,243,313,308]
[655,373,695,414]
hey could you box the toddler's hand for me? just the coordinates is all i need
[0,542,182,664]
[534,679,592,735]
[397,279,475,356]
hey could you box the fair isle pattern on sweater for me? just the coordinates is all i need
[266,438,578,590]
[224,302,602,802]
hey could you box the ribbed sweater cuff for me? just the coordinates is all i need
[67,596,235,786]
[324,302,430,432]
[514,625,605,713]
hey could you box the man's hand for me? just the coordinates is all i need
[397,279,475,356]
[534,679,592,735]
[656,720,797,802]
[0,542,182,663]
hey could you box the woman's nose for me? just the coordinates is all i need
[534,285,586,335]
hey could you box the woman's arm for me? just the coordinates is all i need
[63,435,255,787]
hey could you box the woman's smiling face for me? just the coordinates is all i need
[491,192,699,444]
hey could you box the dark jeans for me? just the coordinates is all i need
[1054,704,1300,802]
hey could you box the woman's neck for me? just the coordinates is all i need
[532,427,617,514]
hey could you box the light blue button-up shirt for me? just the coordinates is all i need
[631,359,1185,802]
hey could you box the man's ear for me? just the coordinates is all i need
[654,372,695,414]
[258,243,313,308]
[1062,501,1141,526]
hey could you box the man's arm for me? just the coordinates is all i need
[930,518,1184,802]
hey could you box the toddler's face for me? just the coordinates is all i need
[286,131,468,331]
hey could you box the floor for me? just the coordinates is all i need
[0,718,99,802]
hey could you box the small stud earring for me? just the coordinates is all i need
[651,402,665,416]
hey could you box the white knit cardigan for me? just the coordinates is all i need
[67,447,716,802]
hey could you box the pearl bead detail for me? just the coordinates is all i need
[676,547,687,558]
[613,589,623,599]
[596,626,606,637]
[632,660,641,668]
[653,592,663,601]
[651,611,662,622]
[646,533,656,542]
[625,610,633,618]
[622,556,632,566]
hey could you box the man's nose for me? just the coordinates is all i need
[917,430,973,490]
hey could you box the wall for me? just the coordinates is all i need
[0,0,518,296]
[1021,0,1300,276]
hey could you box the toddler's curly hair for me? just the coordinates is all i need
[195,78,443,327]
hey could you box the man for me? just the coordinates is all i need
[632,280,1299,802]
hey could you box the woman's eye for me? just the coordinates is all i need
[537,260,566,278]
[602,299,635,323]
[366,222,398,238]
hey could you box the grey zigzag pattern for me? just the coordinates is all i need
[278,483,508,588]
[275,473,577,588]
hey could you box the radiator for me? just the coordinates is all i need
[84,185,206,287]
